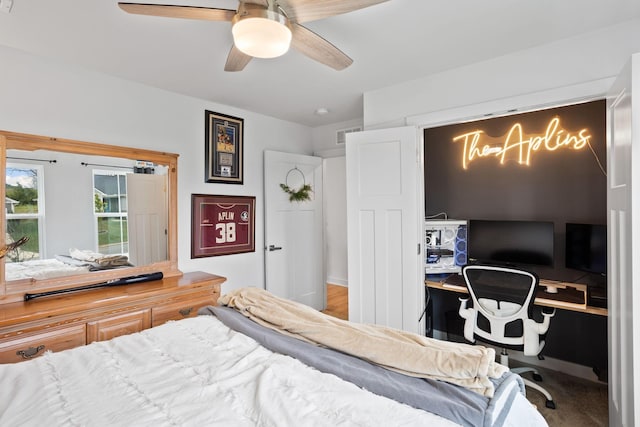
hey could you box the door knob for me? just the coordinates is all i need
[268,245,282,251]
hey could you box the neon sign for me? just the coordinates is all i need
[453,117,591,169]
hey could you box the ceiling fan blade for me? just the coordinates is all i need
[290,23,352,71]
[118,3,235,21]
[279,0,390,23]
[224,45,253,72]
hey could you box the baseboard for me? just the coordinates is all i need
[431,329,602,383]
[327,278,348,287]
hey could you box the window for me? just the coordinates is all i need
[93,170,128,255]
[5,164,44,262]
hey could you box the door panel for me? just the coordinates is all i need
[607,53,639,427]
[346,126,425,334]
[127,174,168,266]
[264,151,324,310]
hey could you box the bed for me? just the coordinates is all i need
[4,258,90,281]
[4,250,132,281]
[0,288,548,427]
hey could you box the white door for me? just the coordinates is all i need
[607,53,640,427]
[264,151,324,310]
[346,126,425,334]
[127,174,168,266]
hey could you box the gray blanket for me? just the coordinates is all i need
[200,305,525,427]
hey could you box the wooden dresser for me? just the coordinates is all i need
[0,271,225,364]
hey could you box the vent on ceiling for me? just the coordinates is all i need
[0,0,14,13]
[336,126,362,145]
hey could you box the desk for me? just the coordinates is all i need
[426,274,607,316]
[425,274,608,377]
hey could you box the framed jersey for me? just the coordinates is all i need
[191,194,256,257]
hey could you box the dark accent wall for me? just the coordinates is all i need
[424,100,606,284]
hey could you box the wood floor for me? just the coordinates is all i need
[321,284,348,320]
[319,283,607,426]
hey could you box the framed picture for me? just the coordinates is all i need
[191,194,255,258]
[205,110,244,184]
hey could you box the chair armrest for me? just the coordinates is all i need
[458,297,470,316]
[458,297,475,343]
[542,307,556,318]
[523,309,555,355]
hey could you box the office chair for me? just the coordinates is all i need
[458,264,556,409]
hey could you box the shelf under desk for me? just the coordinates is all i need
[425,274,607,316]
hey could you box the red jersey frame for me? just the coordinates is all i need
[191,194,255,257]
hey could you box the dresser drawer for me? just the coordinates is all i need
[0,325,87,364]
[152,296,216,327]
[87,309,152,343]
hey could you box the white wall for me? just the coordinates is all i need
[322,156,347,286]
[0,45,313,294]
[364,19,640,129]
[311,117,363,157]
[311,118,362,287]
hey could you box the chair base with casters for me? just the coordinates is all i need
[500,349,556,409]
[457,264,557,410]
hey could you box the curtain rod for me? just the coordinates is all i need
[7,156,57,164]
[80,162,132,170]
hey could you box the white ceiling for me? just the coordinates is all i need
[1,0,639,127]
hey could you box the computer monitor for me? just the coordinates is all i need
[565,223,607,275]
[468,219,555,268]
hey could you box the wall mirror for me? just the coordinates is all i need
[0,130,181,303]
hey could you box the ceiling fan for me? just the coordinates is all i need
[118,0,389,72]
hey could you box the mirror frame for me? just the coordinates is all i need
[0,130,182,303]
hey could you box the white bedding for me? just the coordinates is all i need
[4,258,89,281]
[0,315,547,426]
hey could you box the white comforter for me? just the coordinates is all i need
[1,316,458,426]
[0,315,547,427]
[4,258,88,281]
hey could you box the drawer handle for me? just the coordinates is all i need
[16,345,45,360]
[179,307,194,317]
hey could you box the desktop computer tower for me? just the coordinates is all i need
[424,219,467,274]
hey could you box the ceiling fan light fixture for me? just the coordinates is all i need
[232,4,292,59]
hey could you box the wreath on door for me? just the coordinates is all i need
[280,167,313,202]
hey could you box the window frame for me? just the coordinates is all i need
[5,162,46,261]
[92,169,129,256]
